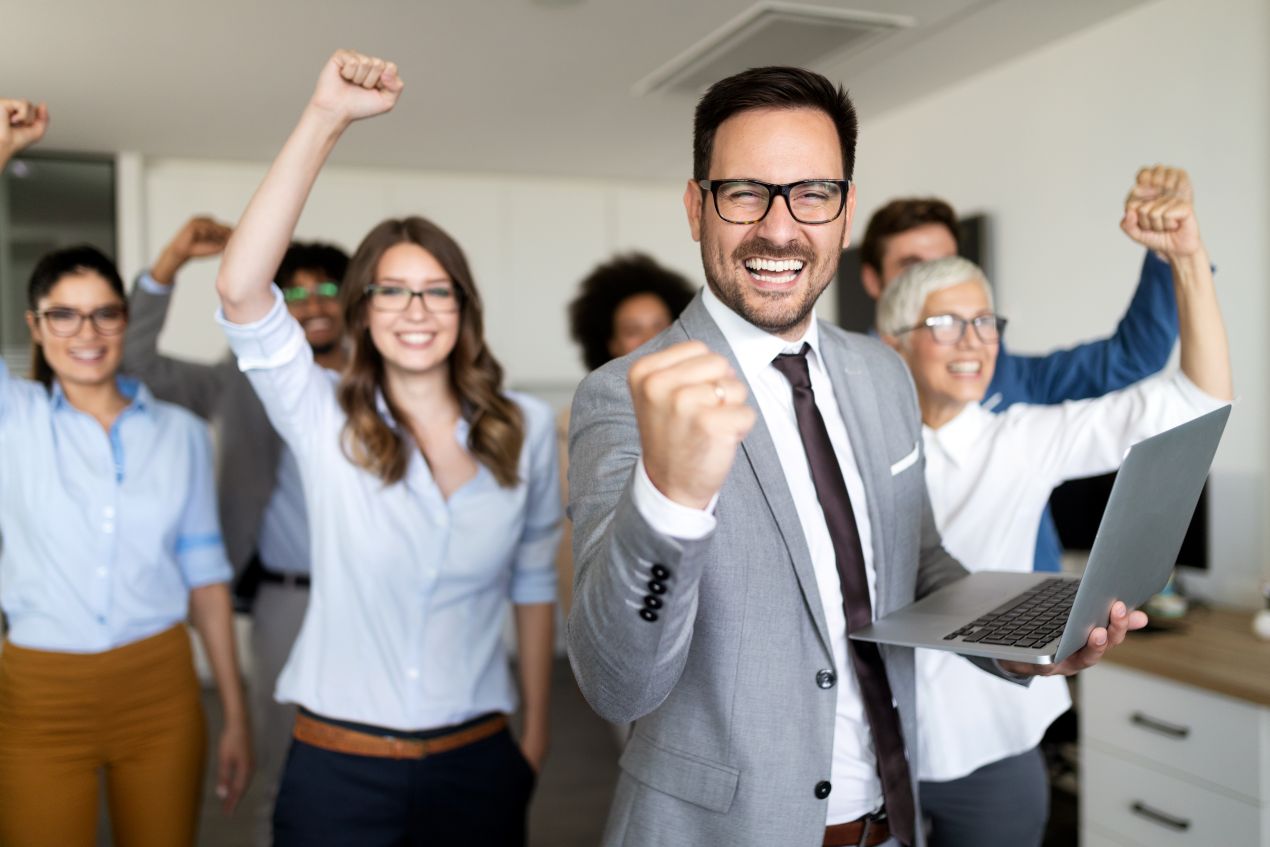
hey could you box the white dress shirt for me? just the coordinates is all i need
[218,290,560,731]
[632,286,883,825]
[917,371,1227,782]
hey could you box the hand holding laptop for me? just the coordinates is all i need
[998,601,1146,677]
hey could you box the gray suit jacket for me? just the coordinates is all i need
[568,295,998,847]
[123,283,281,572]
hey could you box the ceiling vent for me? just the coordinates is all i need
[633,2,913,96]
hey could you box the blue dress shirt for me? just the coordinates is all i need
[218,290,560,731]
[0,362,232,653]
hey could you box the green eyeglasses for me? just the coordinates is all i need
[283,282,340,303]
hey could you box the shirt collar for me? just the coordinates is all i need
[923,402,990,468]
[50,375,151,415]
[700,284,824,376]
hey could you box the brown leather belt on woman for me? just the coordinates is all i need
[293,711,507,760]
[823,811,891,847]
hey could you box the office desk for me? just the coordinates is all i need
[1080,606,1270,845]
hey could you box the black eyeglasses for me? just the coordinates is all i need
[37,305,128,337]
[365,284,460,314]
[698,178,850,225]
[894,313,1007,345]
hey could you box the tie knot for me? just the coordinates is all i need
[771,343,812,389]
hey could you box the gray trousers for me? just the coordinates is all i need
[249,582,310,847]
[919,745,1049,847]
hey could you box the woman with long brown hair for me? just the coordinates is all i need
[213,51,559,846]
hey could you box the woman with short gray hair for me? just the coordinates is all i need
[878,170,1232,847]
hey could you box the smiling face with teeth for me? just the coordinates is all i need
[365,242,461,379]
[26,271,127,392]
[897,280,1000,429]
[685,107,855,341]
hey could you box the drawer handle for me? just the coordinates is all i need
[1130,711,1190,739]
[1130,801,1191,832]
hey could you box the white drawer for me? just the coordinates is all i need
[1082,663,1268,802]
[1083,746,1263,846]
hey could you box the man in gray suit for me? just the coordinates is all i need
[566,67,1143,847]
[122,222,349,846]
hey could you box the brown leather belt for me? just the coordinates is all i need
[823,812,891,847]
[293,711,507,760]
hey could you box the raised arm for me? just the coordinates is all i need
[0,98,48,172]
[1121,166,1231,401]
[123,217,234,417]
[215,50,402,322]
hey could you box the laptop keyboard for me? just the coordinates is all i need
[942,577,1078,650]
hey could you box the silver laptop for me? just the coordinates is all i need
[850,405,1230,665]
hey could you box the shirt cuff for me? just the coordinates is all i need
[632,461,717,540]
[137,271,172,295]
[216,286,307,372]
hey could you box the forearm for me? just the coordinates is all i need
[514,603,554,744]
[189,583,248,727]
[1173,247,1232,401]
[216,106,346,322]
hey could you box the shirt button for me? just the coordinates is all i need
[102,522,114,534]
[814,780,832,799]
[406,668,420,680]
[103,506,115,519]
[96,567,108,578]
[816,669,836,689]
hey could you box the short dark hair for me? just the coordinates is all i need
[275,241,350,289]
[693,66,858,181]
[860,198,958,273]
[27,245,126,388]
[568,253,696,371]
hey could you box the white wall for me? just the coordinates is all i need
[129,160,704,410]
[849,0,1269,604]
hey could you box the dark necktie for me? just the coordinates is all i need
[771,343,916,846]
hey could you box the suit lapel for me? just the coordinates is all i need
[818,333,897,615]
[679,298,834,657]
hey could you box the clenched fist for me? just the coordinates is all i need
[1,99,49,166]
[309,49,404,126]
[152,216,234,286]
[1121,165,1202,260]
[629,341,756,510]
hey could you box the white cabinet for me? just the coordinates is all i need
[1081,661,1270,846]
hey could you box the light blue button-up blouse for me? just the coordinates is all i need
[0,361,232,653]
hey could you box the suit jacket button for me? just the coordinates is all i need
[816,669,836,689]
[647,580,667,595]
[639,608,659,623]
[644,595,663,610]
[651,564,671,580]
[814,781,832,799]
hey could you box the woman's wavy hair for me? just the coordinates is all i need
[336,217,524,488]
[27,245,127,389]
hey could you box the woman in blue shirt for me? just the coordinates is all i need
[214,51,560,847]
[0,182,252,845]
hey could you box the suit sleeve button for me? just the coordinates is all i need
[644,595,663,610]
[651,564,671,580]
[639,609,659,623]
[647,580,667,595]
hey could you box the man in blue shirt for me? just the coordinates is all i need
[857,179,1183,572]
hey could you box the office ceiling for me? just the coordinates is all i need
[0,0,1149,179]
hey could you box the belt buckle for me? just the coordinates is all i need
[856,816,871,847]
